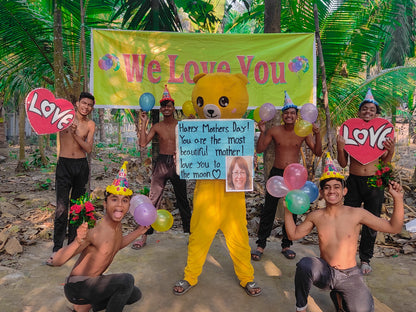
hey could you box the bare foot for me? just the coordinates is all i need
[73,303,92,312]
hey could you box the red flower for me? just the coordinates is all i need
[84,202,95,212]
[382,167,391,173]
[72,215,79,221]
[376,179,383,187]
[375,170,382,176]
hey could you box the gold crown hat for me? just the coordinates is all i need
[282,90,298,111]
[160,84,174,104]
[320,152,345,181]
[106,161,133,196]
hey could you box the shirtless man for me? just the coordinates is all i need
[132,89,191,249]
[47,92,96,265]
[51,171,150,312]
[285,158,403,312]
[337,89,395,275]
[252,94,322,261]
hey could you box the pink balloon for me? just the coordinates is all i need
[129,195,152,216]
[283,163,308,190]
[133,202,157,226]
[300,103,318,123]
[266,176,289,198]
[259,102,276,122]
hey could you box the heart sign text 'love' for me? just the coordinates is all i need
[339,118,394,165]
[25,88,75,135]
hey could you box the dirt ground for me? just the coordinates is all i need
[1,123,416,311]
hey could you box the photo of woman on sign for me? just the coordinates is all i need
[226,156,253,192]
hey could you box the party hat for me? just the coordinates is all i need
[320,152,344,181]
[106,161,133,196]
[282,90,298,111]
[359,88,379,109]
[160,84,174,104]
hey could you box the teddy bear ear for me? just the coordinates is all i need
[234,73,249,85]
[193,73,207,83]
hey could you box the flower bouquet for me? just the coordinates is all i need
[367,160,393,189]
[69,193,97,229]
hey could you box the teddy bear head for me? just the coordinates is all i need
[192,73,249,119]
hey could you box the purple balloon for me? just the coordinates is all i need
[259,102,276,122]
[266,176,289,198]
[134,202,157,226]
[300,103,318,123]
[129,195,152,216]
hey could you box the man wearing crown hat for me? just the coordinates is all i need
[284,153,404,312]
[132,85,192,250]
[337,88,395,275]
[252,91,322,261]
[51,162,150,312]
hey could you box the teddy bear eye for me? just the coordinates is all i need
[197,96,204,107]
[219,96,229,107]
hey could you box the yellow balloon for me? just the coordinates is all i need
[253,107,261,122]
[182,100,196,117]
[151,209,174,232]
[294,119,313,137]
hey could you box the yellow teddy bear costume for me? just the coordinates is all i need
[175,73,259,296]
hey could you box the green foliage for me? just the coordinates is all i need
[29,149,49,168]
[139,186,150,196]
[36,178,52,191]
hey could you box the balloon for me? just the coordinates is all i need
[129,195,152,216]
[259,102,276,122]
[266,176,289,198]
[151,209,173,232]
[283,163,308,190]
[285,190,310,214]
[133,202,157,226]
[301,181,319,203]
[253,107,261,123]
[300,103,318,123]
[139,93,155,112]
[182,100,196,117]
[294,119,313,137]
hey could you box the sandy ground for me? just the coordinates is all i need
[0,233,415,312]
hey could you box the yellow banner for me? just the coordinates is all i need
[91,30,315,109]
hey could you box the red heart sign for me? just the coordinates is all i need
[339,118,394,165]
[25,88,75,134]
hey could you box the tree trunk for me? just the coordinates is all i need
[39,135,48,166]
[263,0,281,178]
[54,1,65,159]
[99,108,105,142]
[314,4,332,158]
[264,0,281,33]
[0,96,8,163]
[16,100,27,172]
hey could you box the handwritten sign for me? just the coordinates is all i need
[176,119,255,180]
[25,88,75,135]
[339,118,394,165]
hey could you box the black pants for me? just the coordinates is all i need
[256,167,297,249]
[344,174,384,264]
[64,274,141,312]
[54,157,89,252]
[146,154,192,235]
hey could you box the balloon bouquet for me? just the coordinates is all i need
[129,194,173,232]
[266,163,319,214]
[294,103,318,137]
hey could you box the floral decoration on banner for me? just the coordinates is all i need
[367,160,393,189]
[70,193,97,229]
